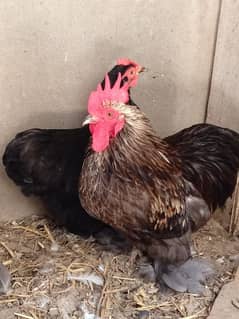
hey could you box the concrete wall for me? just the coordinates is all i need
[0,0,219,220]
[207,0,239,131]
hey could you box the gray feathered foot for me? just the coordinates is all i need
[138,258,214,294]
[137,262,171,294]
[137,262,157,282]
[160,258,215,294]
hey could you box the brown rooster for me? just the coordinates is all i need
[79,75,213,293]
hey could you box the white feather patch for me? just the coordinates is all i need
[67,272,104,286]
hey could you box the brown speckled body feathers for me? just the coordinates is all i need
[79,104,190,263]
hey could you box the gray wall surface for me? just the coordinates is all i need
[207,0,239,131]
[0,0,221,220]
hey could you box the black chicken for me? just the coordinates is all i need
[2,59,143,238]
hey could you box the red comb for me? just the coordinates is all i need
[88,73,129,116]
[117,58,139,67]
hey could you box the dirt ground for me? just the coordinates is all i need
[0,214,238,319]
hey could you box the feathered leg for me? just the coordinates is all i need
[139,232,214,293]
[186,193,211,232]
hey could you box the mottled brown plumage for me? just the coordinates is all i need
[80,103,191,263]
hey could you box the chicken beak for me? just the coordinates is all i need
[139,66,146,73]
[137,66,146,74]
[82,115,98,126]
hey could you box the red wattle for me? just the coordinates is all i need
[91,123,110,152]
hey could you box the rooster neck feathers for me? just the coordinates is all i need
[91,103,181,176]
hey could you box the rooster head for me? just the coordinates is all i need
[103,58,144,91]
[86,73,129,152]
[117,58,144,87]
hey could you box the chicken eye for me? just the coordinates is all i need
[107,111,113,117]
[122,76,128,84]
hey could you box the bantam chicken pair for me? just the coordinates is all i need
[3,58,239,293]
